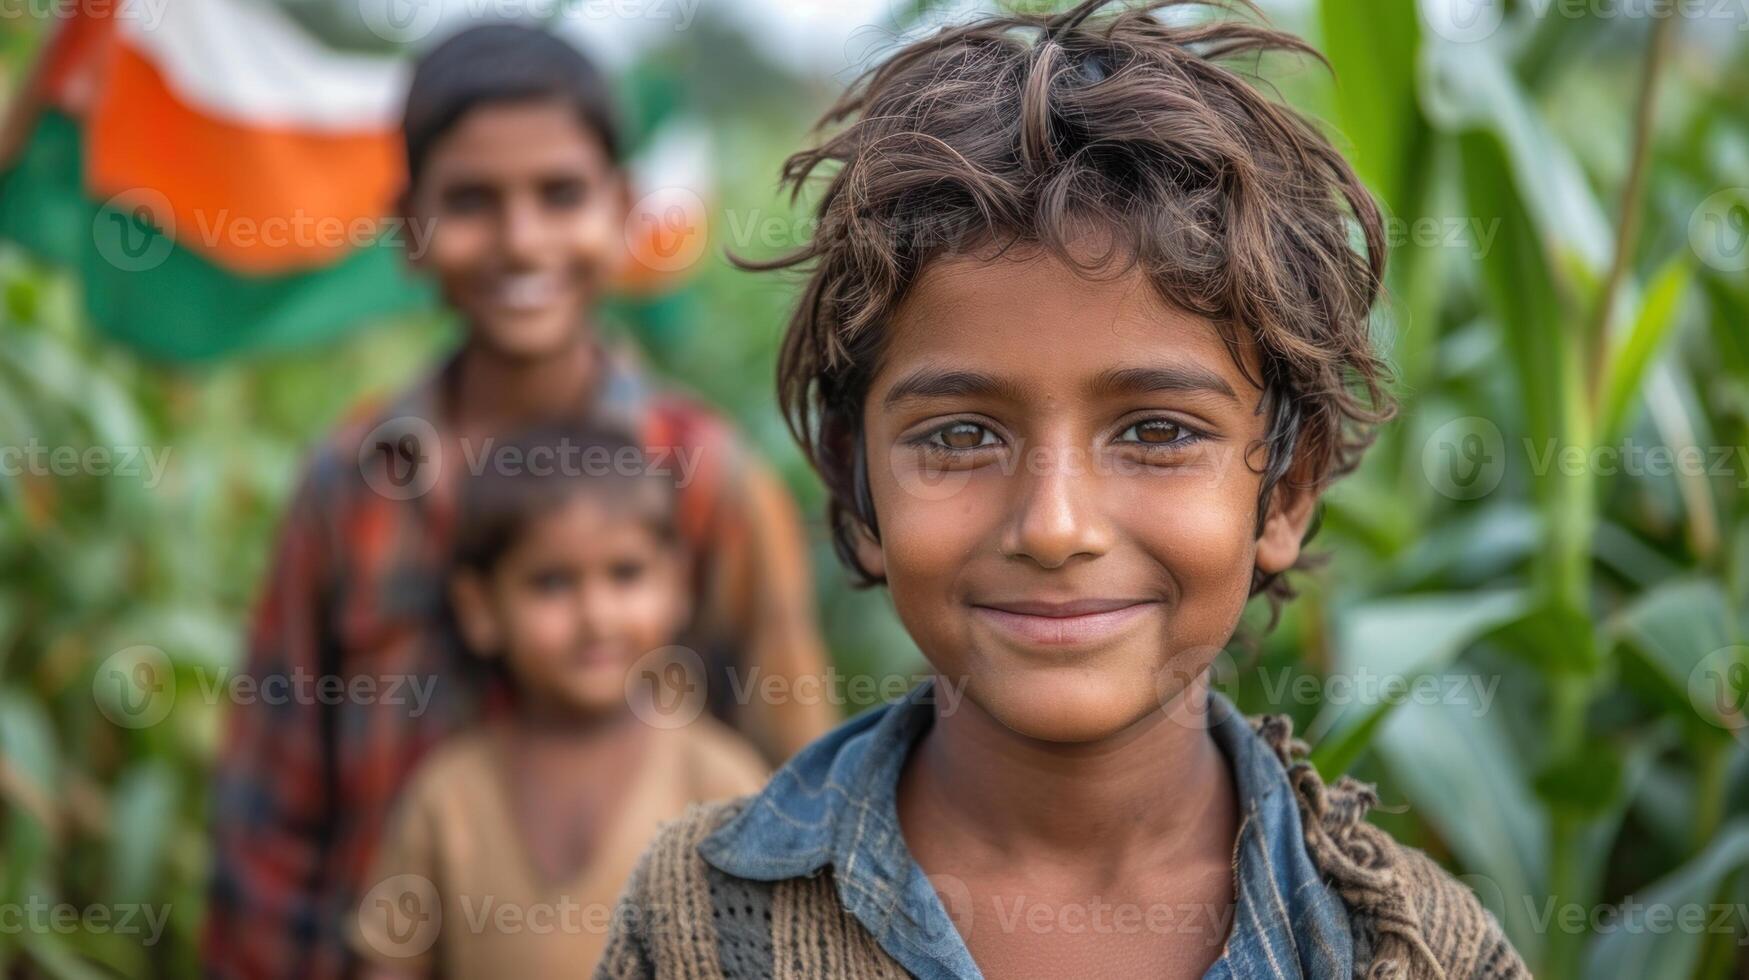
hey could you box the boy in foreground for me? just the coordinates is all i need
[204,25,833,979]
[599,2,1528,978]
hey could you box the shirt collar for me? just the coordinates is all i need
[700,682,1352,980]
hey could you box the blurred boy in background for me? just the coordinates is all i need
[203,24,833,979]
[352,426,768,977]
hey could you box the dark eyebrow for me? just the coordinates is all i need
[881,369,1029,408]
[1088,365,1238,401]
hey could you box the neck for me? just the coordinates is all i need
[449,333,599,435]
[507,699,644,746]
[900,675,1235,874]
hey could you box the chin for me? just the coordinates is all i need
[963,669,1163,744]
[469,312,584,361]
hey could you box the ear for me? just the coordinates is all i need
[1255,480,1318,576]
[449,572,502,656]
[851,523,886,581]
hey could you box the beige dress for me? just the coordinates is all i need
[351,717,768,977]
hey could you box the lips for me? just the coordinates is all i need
[487,270,565,312]
[970,597,1158,647]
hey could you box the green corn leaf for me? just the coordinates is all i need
[1317,0,1423,217]
[1376,694,1550,963]
[1307,590,1527,773]
[1583,819,1749,980]
[1600,256,1693,447]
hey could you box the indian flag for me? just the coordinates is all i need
[0,0,429,362]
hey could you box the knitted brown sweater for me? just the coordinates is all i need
[597,713,1531,979]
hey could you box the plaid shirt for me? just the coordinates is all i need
[202,347,833,980]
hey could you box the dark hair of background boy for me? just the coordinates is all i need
[400,22,623,189]
[750,0,1397,616]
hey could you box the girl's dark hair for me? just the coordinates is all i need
[451,426,675,575]
[749,0,1395,614]
[401,23,621,188]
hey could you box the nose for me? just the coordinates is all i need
[999,440,1113,569]
[498,194,546,265]
[575,576,615,637]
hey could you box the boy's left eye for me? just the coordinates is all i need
[1117,418,1192,446]
[608,559,648,584]
[527,568,577,593]
[927,421,999,451]
[541,178,588,209]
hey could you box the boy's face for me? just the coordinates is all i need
[857,248,1315,744]
[452,496,687,717]
[406,99,628,360]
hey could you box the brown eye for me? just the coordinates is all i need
[541,177,587,209]
[442,183,494,215]
[1123,419,1185,445]
[932,422,994,451]
[608,558,647,584]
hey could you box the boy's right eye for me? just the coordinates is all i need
[925,421,999,452]
[526,568,577,593]
[539,177,588,209]
[441,184,495,214]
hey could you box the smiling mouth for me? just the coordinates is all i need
[970,598,1159,647]
[486,271,567,312]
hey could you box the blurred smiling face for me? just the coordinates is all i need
[857,248,1315,744]
[405,98,628,358]
[453,495,687,717]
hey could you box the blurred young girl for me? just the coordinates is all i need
[352,426,768,977]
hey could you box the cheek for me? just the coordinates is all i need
[1124,473,1260,631]
[564,199,623,266]
[505,595,577,651]
[424,218,491,281]
[871,463,1003,640]
[610,578,685,646]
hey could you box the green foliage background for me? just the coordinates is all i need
[2,1,1749,977]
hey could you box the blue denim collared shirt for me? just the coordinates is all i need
[698,682,1354,979]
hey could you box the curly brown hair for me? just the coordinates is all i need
[747,0,1395,611]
